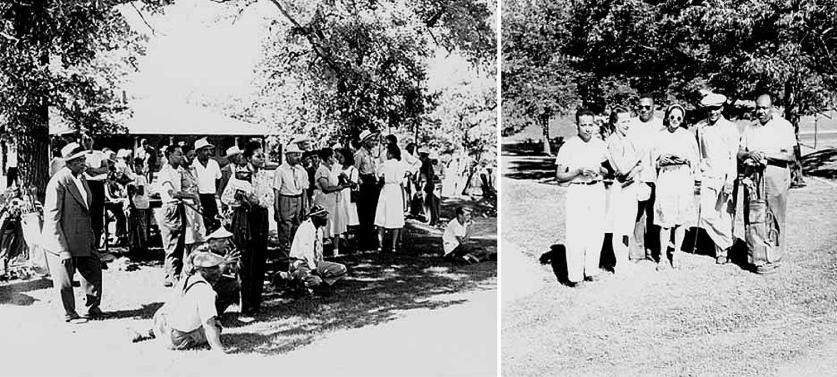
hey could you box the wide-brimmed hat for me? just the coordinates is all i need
[194,137,213,151]
[226,146,242,156]
[358,130,379,143]
[207,227,233,240]
[290,135,314,145]
[700,93,727,108]
[191,251,225,268]
[61,142,87,161]
[284,143,303,154]
[308,205,328,218]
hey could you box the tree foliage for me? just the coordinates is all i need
[227,0,495,147]
[0,0,169,193]
[504,0,837,130]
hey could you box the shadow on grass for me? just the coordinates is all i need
[0,277,52,306]
[101,302,164,321]
[221,218,496,355]
[801,148,837,179]
[503,158,556,182]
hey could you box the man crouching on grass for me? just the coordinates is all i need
[135,252,228,354]
[281,205,347,296]
[442,206,495,263]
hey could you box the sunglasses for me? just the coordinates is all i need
[668,116,683,121]
[639,105,653,110]
[706,106,721,111]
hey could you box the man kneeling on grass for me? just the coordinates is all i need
[282,205,347,295]
[142,252,228,353]
[443,206,495,263]
[189,227,241,315]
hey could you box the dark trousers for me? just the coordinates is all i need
[87,180,106,247]
[47,253,102,319]
[199,194,220,234]
[424,185,440,225]
[234,206,268,314]
[357,175,380,249]
[6,167,17,188]
[105,202,127,238]
[446,243,495,262]
[630,184,659,261]
[213,276,240,315]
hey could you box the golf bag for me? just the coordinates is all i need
[743,168,779,265]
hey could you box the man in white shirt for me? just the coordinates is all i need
[148,251,227,353]
[81,134,109,248]
[5,140,18,188]
[192,137,222,233]
[629,94,665,262]
[273,143,310,256]
[443,206,494,263]
[286,205,347,295]
[158,144,196,287]
[738,94,796,274]
[555,108,609,286]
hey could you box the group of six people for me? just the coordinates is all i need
[556,92,795,286]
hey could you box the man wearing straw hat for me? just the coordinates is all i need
[273,142,309,256]
[354,129,381,250]
[694,92,739,264]
[42,142,103,323]
[218,145,244,202]
[192,137,222,233]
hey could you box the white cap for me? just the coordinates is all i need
[700,92,727,107]
[226,146,242,156]
[207,227,233,240]
[284,143,303,154]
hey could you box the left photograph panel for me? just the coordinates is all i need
[0,1,498,376]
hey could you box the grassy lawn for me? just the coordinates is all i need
[501,153,837,377]
[0,198,496,376]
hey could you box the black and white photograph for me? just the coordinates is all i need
[0,1,497,376]
[501,0,837,376]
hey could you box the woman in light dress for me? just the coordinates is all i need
[651,104,699,270]
[336,148,360,245]
[375,144,408,252]
[314,148,349,255]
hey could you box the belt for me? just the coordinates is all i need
[570,180,601,185]
[279,193,303,198]
[767,159,789,168]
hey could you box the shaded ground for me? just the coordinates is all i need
[501,151,837,377]
[0,199,496,377]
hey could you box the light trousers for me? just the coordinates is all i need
[565,183,606,283]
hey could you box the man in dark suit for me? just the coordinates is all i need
[42,142,103,324]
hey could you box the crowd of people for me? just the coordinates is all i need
[555,92,795,287]
[40,129,495,353]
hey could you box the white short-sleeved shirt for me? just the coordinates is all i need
[132,176,150,210]
[165,275,218,333]
[443,218,468,255]
[84,150,108,181]
[7,147,17,168]
[158,165,182,203]
[192,159,222,194]
[554,136,607,184]
[289,219,323,270]
[740,116,796,154]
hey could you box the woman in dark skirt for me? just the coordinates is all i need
[221,141,271,316]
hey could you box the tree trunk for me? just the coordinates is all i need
[783,81,805,187]
[540,109,552,155]
[17,103,50,202]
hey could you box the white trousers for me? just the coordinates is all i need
[565,183,606,283]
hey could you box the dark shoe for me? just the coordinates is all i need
[584,275,601,282]
[65,313,88,324]
[82,307,104,319]
[163,281,174,288]
[754,263,780,275]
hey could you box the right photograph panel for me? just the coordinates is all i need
[501,1,837,375]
